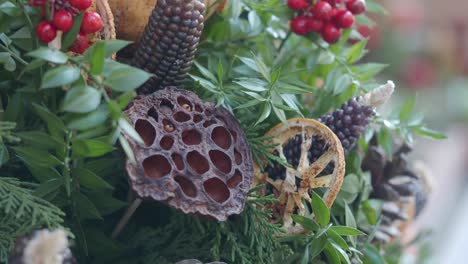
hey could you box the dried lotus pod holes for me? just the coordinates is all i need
[123,87,253,221]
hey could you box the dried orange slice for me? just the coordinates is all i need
[255,118,345,234]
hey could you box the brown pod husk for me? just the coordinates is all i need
[109,0,227,42]
[123,87,253,221]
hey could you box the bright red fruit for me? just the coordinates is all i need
[53,11,73,32]
[307,17,324,32]
[290,16,310,36]
[69,32,89,54]
[346,0,366,15]
[335,9,355,28]
[36,21,57,43]
[321,23,341,43]
[287,0,309,10]
[80,11,103,34]
[69,0,92,11]
[312,1,333,20]
[326,0,343,6]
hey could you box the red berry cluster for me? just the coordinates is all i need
[288,0,366,43]
[30,0,103,54]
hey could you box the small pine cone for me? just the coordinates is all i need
[319,97,375,151]
[132,0,206,94]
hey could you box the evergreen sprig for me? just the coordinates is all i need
[0,177,65,263]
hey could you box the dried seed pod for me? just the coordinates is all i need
[9,229,76,264]
[131,0,206,94]
[255,118,345,234]
[123,87,253,221]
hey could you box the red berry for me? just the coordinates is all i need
[307,16,324,32]
[287,0,309,10]
[69,0,92,11]
[335,9,355,28]
[69,32,89,54]
[290,16,310,36]
[346,0,366,15]
[80,11,103,34]
[312,1,333,20]
[36,21,57,43]
[53,11,73,32]
[326,0,343,6]
[321,23,341,43]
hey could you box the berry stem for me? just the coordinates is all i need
[278,31,292,53]
[111,197,142,239]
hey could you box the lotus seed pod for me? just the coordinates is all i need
[123,87,253,221]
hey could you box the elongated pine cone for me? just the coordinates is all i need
[361,136,432,244]
[132,0,205,94]
[123,87,253,221]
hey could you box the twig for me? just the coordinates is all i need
[111,197,142,239]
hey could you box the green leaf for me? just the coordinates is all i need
[412,126,447,139]
[88,41,106,74]
[119,135,136,166]
[17,131,64,149]
[75,192,103,220]
[194,61,217,82]
[312,191,330,227]
[104,40,132,58]
[309,235,328,259]
[300,245,309,264]
[14,147,62,167]
[330,226,365,236]
[62,12,85,50]
[67,106,110,131]
[0,143,10,166]
[32,103,67,137]
[351,63,387,81]
[347,39,368,64]
[324,242,341,264]
[24,59,46,72]
[33,178,64,198]
[255,102,271,125]
[0,1,21,16]
[119,118,144,145]
[86,192,127,216]
[345,203,357,246]
[63,86,101,113]
[72,139,114,158]
[41,65,81,89]
[73,167,113,190]
[333,74,351,95]
[362,244,386,264]
[234,78,268,91]
[330,241,351,264]
[399,96,416,122]
[27,48,68,64]
[327,229,349,250]
[104,66,152,92]
[292,215,320,231]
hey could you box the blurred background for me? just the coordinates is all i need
[367,0,468,263]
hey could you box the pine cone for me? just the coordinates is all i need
[9,229,76,264]
[361,136,432,244]
[132,0,205,94]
